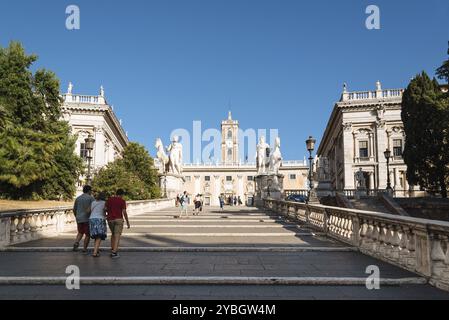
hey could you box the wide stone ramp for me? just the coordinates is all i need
[2,205,449,299]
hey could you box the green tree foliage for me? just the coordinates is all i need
[436,41,449,85]
[401,72,449,198]
[0,42,83,200]
[92,142,161,200]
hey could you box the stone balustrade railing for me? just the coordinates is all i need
[0,198,173,247]
[342,88,404,101]
[263,198,449,291]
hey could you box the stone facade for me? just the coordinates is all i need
[60,84,129,192]
[317,81,410,193]
[181,114,308,206]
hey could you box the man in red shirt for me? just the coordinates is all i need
[105,189,130,258]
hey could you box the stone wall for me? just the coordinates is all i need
[395,198,449,221]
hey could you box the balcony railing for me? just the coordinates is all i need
[263,198,449,292]
[342,89,404,102]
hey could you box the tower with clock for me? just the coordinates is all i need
[221,111,239,164]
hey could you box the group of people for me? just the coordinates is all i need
[218,195,243,210]
[73,185,130,258]
[175,191,203,217]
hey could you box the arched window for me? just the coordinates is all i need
[227,130,232,139]
[227,148,232,157]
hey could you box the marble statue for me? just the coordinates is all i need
[256,136,270,174]
[167,135,183,175]
[100,85,105,97]
[67,82,73,94]
[355,168,366,189]
[268,137,282,175]
[155,138,169,174]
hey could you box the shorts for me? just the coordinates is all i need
[77,222,90,236]
[108,219,124,235]
[89,219,107,240]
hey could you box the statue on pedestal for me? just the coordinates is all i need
[355,168,366,189]
[167,135,183,176]
[256,136,270,174]
[155,138,169,174]
[268,137,282,175]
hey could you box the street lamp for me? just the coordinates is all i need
[84,134,95,185]
[384,148,392,192]
[306,136,316,202]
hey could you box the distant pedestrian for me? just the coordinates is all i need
[233,196,237,206]
[179,191,189,218]
[219,196,224,211]
[194,194,201,215]
[238,196,242,206]
[105,189,130,259]
[73,185,95,253]
[89,192,107,257]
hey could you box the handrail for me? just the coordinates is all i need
[263,198,449,291]
[0,198,174,247]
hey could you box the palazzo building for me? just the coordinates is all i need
[182,113,309,206]
[317,81,409,193]
[60,83,129,190]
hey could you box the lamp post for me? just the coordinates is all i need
[84,134,95,185]
[306,136,316,203]
[384,148,392,193]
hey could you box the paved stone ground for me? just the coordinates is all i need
[1,206,449,299]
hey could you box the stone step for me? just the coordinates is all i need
[0,276,427,286]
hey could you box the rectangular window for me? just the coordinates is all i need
[247,176,254,181]
[185,176,191,182]
[226,176,232,181]
[289,174,297,180]
[393,139,403,157]
[359,141,369,159]
[80,143,88,160]
[204,176,210,181]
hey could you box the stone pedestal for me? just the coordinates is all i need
[316,180,333,198]
[355,187,367,199]
[159,173,185,199]
[254,173,284,206]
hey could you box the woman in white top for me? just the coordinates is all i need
[89,192,107,257]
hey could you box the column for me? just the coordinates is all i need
[194,175,201,195]
[369,172,374,190]
[94,126,105,169]
[343,124,355,189]
[394,168,399,189]
[376,122,388,189]
[213,175,221,206]
[237,175,244,203]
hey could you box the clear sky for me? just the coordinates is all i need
[1,0,448,162]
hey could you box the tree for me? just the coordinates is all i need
[436,41,449,86]
[0,42,83,200]
[92,161,150,200]
[92,142,161,200]
[401,72,449,198]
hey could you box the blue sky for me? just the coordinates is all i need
[1,0,448,162]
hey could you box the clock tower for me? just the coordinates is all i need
[221,111,239,164]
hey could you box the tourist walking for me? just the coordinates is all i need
[89,192,107,257]
[105,189,130,259]
[233,196,237,206]
[194,194,201,215]
[179,191,189,218]
[219,195,224,211]
[238,196,242,206]
[73,185,95,253]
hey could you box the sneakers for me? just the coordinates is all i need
[110,252,120,259]
[72,242,79,251]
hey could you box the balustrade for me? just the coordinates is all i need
[263,198,449,291]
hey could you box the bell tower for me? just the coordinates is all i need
[221,111,239,164]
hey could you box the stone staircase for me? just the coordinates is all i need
[350,197,393,214]
[0,206,448,299]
